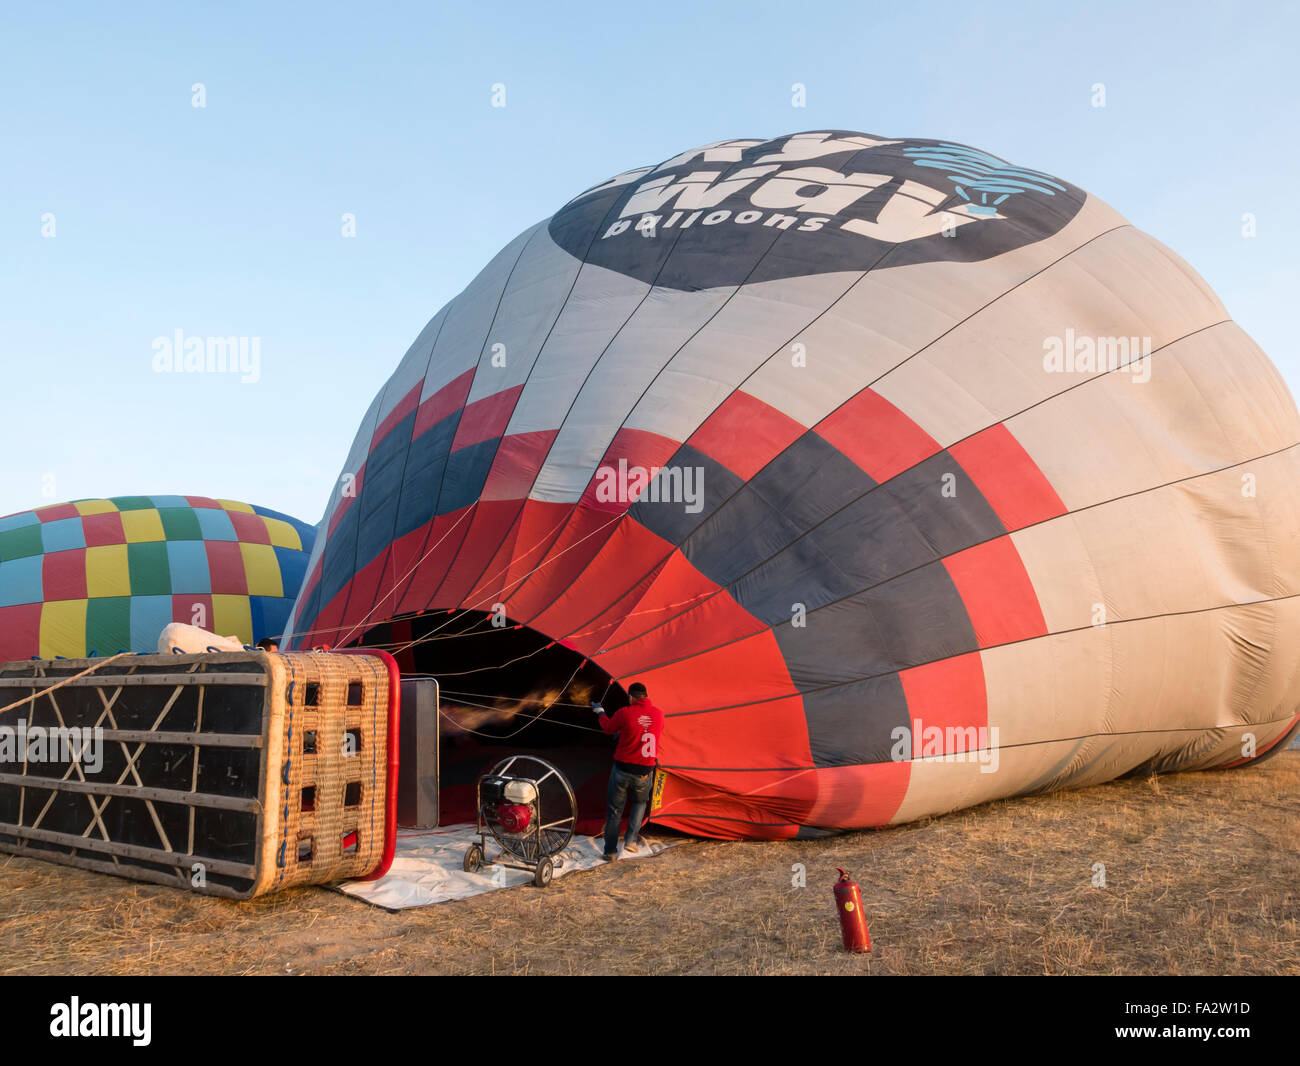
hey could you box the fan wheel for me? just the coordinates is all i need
[533,856,554,888]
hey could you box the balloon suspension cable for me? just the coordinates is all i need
[0,653,129,717]
[315,506,573,653]
[384,509,627,658]
[438,659,600,739]
[441,688,601,709]
[328,506,476,649]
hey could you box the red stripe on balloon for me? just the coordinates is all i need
[603,628,795,714]
[457,498,564,611]
[687,390,804,480]
[941,536,1048,648]
[481,430,557,501]
[815,387,940,483]
[579,427,682,513]
[325,471,367,537]
[898,651,988,758]
[949,424,1067,531]
[501,504,622,618]
[370,380,422,450]
[440,499,530,608]
[585,552,767,676]
[392,507,476,617]
[527,518,676,649]
[310,587,349,647]
[413,369,474,439]
[661,696,815,783]
[335,546,401,643]
[451,386,523,452]
[803,761,912,829]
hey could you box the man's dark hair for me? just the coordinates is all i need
[628,682,648,699]
[256,637,279,651]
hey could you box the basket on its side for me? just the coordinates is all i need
[0,649,399,899]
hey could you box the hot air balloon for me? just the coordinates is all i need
[0,496,316,661]
[283,130,1300,839]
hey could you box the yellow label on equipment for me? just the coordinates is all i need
[844,901,856,912]
[651,768,666,811]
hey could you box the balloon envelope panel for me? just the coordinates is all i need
[0,496,316,660]
[284,131,1300,838]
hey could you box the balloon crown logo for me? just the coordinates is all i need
[548,130,1083,289]
[901,142,1067,216]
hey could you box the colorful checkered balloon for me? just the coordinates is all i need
[0,496,317,661]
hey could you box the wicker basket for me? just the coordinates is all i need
[0,650,397,899]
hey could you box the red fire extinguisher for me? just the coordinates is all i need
[834,868,871,953]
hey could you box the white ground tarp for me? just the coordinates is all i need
[339,824,677,910]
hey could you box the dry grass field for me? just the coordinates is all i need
[2,752,1296,976]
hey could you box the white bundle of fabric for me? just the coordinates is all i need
[157,622,246,655]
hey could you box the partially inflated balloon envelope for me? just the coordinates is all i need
[0,497,316,660]
[285,131,1300,839]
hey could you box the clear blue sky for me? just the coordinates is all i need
[2,0,1297,524]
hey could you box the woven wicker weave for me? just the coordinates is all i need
[258,652,390,894]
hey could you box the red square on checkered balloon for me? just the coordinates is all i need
[81,512,124,547]
[43,550,88,600]
[204,541,247,595]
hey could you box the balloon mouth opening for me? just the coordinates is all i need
[349,609,623,831]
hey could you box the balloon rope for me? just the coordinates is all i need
[388,509,579,652]
[332,506,476,649]
[312,507,571,653]
[0,653,129,717]
[441,688,596,708]
[388,510,625,657]
[437,659,596,739]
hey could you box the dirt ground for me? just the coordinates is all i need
[2,752,1296,976]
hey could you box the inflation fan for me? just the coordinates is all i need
[463,755,576,887]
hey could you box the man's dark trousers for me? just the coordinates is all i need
[604,764,653,856]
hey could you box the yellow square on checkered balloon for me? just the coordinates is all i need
[121,508,165,543]
[239,542,283,598]
[40,599,88,659]
[262,516,302,551]
[74,499,117,516]
[84,544,130,597]
[211,594,254,645]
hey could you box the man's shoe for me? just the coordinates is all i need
[623,841,640,854]
[601,852,617,862]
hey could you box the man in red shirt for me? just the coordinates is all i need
[593,681,664,860]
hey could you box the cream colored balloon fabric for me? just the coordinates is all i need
[284,133,1300,838]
